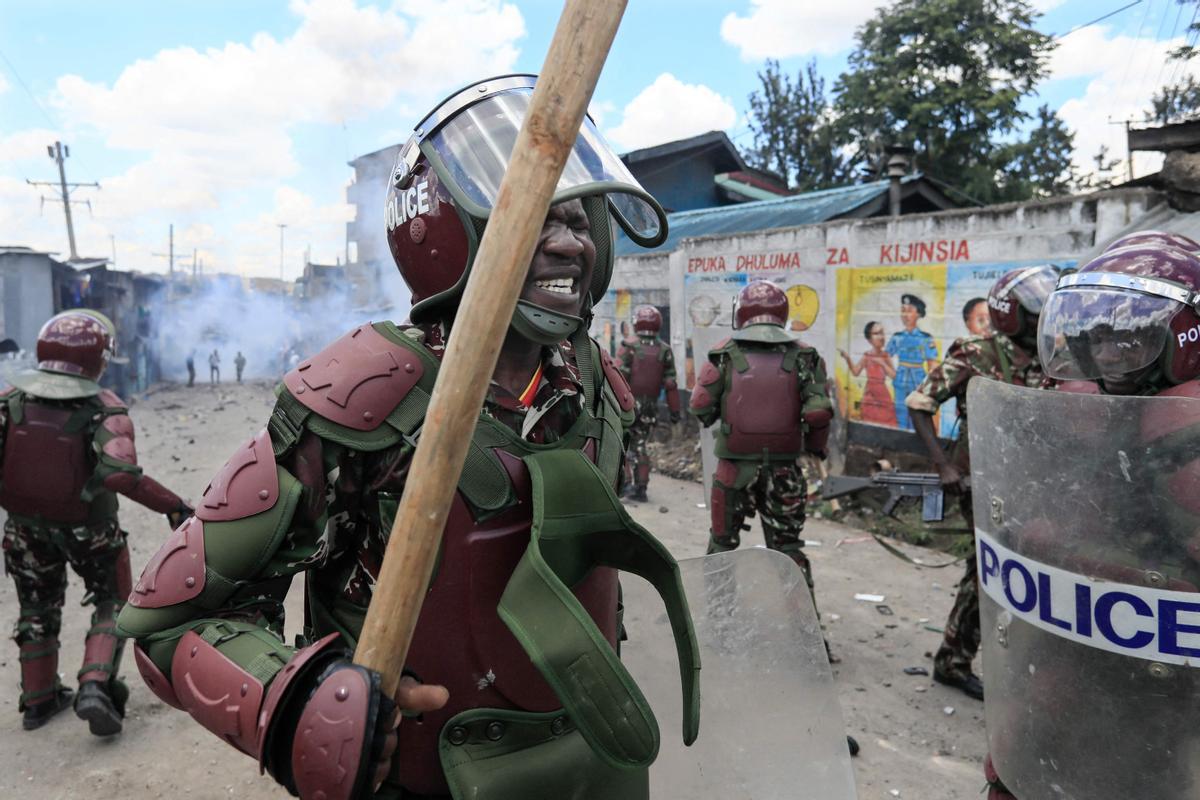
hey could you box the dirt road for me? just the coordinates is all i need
[0,380,986,799]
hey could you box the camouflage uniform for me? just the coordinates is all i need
[0,387,187,724]
[617,335,679,498]
[905,333,1050,683]
[689,334,832,592]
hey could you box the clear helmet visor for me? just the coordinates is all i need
[1009,266,1059,315]
[426,87,666,245]
[1037,287,1177,381]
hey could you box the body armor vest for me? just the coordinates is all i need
[722,346,803,457]
[628,339,666,398]
[305,333,630,796]
[0,397,95,523]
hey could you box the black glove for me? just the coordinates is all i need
[669,411,681,424]
[165,504,193,530]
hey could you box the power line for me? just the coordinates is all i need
[1152,0,1188,91]
[1055,0,1144,39]
[0,46,57,129]
[1139,0,1179,100]
[1114,0,1157,119]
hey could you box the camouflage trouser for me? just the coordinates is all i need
[625,397,658,491]
[934,545,981,679]
[707,458,813,592]
[2,517,131,704]
[932,488,980,678]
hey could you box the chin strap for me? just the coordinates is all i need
[510,300,584,346]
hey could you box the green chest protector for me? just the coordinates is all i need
[276,325,701,798]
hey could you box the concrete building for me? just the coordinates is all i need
[0,246,76,354]
[596,186,1166,467]
[345,144,402,310]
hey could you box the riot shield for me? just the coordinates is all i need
[621,548,858,799]
[691,326,730,503]
[967,379,1200,800]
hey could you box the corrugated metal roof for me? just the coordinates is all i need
[616,176,918,256]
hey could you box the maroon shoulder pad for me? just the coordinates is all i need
[598,347,634,412]
[101,413,135,440]
[283,325,423,431]
[98,389,126,408]
[128,516,205,608]
[134,643,182,710]
[198,429,279,522]
[172,630,264,756]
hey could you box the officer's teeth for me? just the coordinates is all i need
[535,279,575,294]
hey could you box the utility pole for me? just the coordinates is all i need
[278,223,288,281]
[152,224,187,300]
[26,141,99,261]
[109,234,117,266]
[192,247,198,279]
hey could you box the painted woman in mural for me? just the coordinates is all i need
[886,293,939,430]
[839,321,897,426]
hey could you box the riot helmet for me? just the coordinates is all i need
[1038,242,1200,389]
[10,310,116,399]
[385,75,668,344]
[987,264,1059,339]
[733,281,788,330]
[633,306,662,336]
[1105,229,1200,254]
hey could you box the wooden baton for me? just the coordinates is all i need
[353,0,629,697]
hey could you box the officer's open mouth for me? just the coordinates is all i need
[533,278,576,295]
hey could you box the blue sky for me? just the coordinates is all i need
[0,0,1194,279]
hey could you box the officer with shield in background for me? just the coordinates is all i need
[971,230,1200,799]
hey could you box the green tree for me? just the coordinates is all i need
[745,59,849,191]
[831,0,1068,203]
[1150,74,1200,122]
[997,104,1077,197]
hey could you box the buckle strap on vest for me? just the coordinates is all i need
[498,449,700,771]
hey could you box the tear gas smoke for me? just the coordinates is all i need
[156,270,412,382]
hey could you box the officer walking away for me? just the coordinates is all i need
[208,349,220,383]
[905,265,1058,701]
[234,351,246,384]
[689,280,833,599]
[618,306,680,501]
[185,351,195,387]
[0,311,191,734]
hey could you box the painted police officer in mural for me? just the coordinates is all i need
[970,230,1200,800]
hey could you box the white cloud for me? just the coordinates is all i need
[720,0,882,60]
[4,0,525,274]
[1048,25,1195,180]
[606,74,738,152]
[231,186,353,278]
[1032,0,1067,10]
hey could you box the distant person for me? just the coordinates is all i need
[617,306,680,501]
[185,352,195,387]
[208,349,220,384]
[962,297,992,336]
[234,351,246,384]
[0,311,191,734]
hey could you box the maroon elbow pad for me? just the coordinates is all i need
[803,409,833,455]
